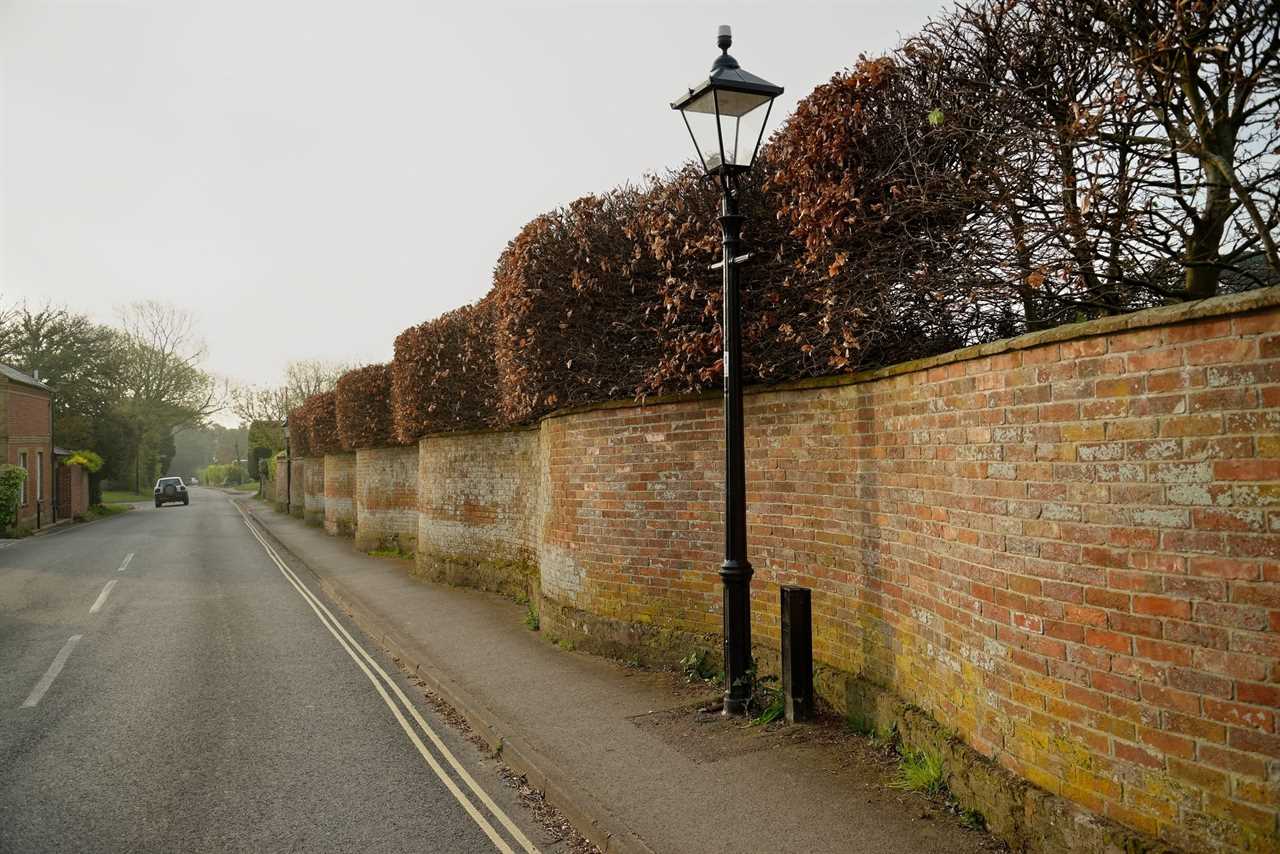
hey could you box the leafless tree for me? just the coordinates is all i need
[230,359,350,425]
[1076,0,1280,296]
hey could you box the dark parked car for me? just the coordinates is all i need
[154,477,190,507]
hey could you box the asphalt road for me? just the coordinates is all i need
[0,488,550,854]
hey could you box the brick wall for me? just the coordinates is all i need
[323,453,356,536]
[273,453,288,509]
[289,458,306,518]
[354,445,418,553]
[273,288,1279,850]
[416,428,540,598]
[534,292,1280,853]
[303,458,325,525]
[62,461,89,518]
[537,400,725,664]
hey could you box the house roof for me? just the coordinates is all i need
[0,363,49,392]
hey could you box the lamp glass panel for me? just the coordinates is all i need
[682,106,725,173]
[680,88,776,173]
[721,97,772,168]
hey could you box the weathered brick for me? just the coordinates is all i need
[269,298,1280,852]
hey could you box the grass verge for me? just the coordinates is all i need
[102,489,152,504]
[75,503,133,522]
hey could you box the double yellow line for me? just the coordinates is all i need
[231,501,540,854]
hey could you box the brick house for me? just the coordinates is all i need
[0,363,54,529]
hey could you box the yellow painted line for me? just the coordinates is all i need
[231,500,539,854]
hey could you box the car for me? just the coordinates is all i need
[189,477,199,485]
[154,477,190,507]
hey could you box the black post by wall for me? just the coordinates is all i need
[781,585,813,723]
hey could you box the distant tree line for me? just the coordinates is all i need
[0,300,219,495]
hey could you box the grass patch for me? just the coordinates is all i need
[2,524,33,538]
[523,602,540,631]
[76,503,132,521]
[750,692,785,726]
[959,808,986,831]
[367,547,411,559]
[846,711,899,750]
[846,709,877,737]
[231,481,260,493]
[102,489,152,503]
[892,749,947,797]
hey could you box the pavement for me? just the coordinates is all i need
[240,497,999,854]
[0,488,560,853]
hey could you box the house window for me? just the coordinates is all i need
[36,451,44,502]
[18,451,27,506]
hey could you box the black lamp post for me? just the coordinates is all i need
[283,421,291,514]
[672,25,782,716]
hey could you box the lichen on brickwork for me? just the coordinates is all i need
[282,295,1280,854]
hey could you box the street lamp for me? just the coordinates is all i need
[672,25,783,716]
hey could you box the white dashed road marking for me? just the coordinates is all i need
[118,552,134,572]
[89,579,118,614]
[22,635,82,708]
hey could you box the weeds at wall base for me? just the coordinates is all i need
[843,677,1183,854]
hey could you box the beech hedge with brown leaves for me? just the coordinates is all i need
[392,297,501,440]
[493,191,667,424]
[383,58,975,437]
[336,364,397,449]
[323,1,1277,446]
[286,406,312,457]
[295,390,343,456]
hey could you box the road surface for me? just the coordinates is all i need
[0,489,552,853]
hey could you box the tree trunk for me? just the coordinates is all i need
[1183,175,1232,300]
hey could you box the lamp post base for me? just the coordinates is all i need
[720,558,753,715]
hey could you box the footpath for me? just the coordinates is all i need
[239,498,997,854]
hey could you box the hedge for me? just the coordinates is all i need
[293,391,342,456]
[287,406,311,457]
[493,190,666,423]
[336,363,397,449]
[392,296,501,441]
[0,464,26,531]
[306,37,1229,440]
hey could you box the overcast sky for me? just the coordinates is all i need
[2,0,944,413]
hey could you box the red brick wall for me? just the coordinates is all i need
[303,457,325,525]
[417,428,540,595]
[289,458,306,518]
[354,445,418,553]
[323,453,356,536]
[532,294,1280,852]
[273,454,288,506]
[276,289,1278,849]
[59,461,90,518]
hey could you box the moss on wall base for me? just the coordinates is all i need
[414,551,536,601]
[538,595,721,672]
[355,530,415,556]
[843,677,1182,854]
